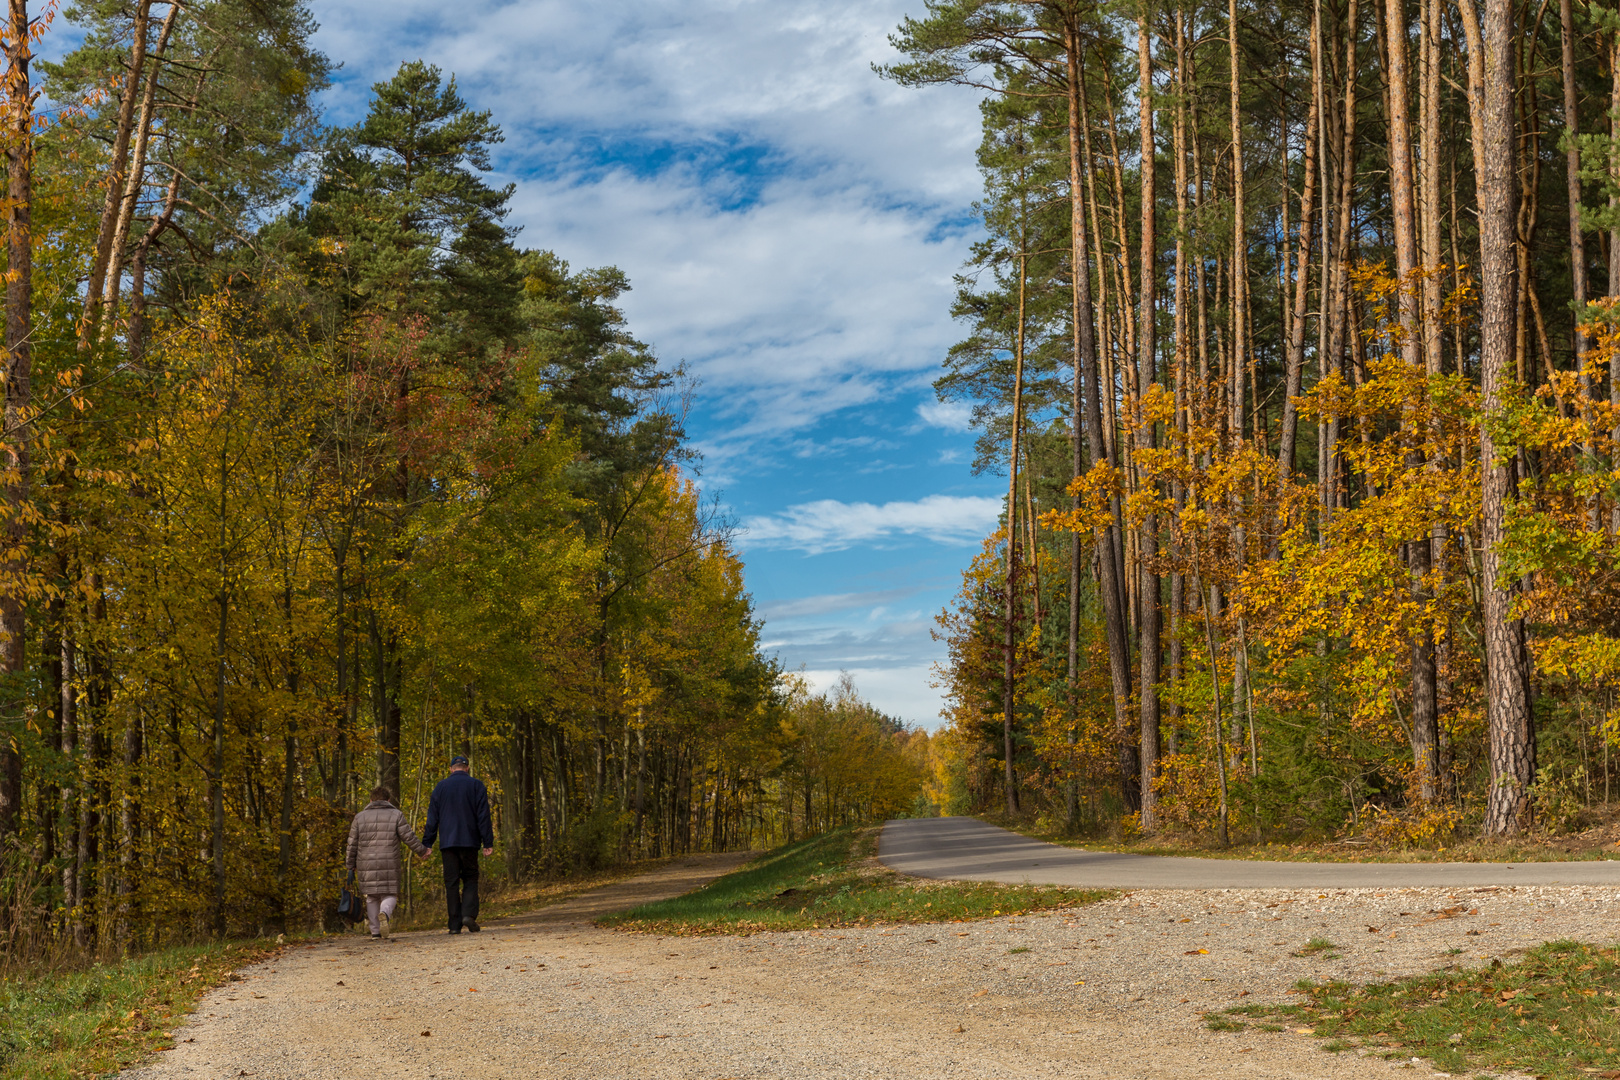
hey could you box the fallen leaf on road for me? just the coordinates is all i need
[971,989,988,997]
[1184,949,1209,955]
[467,987,478,992]
[420,1031,430,1037]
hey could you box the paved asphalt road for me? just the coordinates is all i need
[878,816,1620,888]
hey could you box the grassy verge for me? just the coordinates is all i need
[1209,940,1620,1078]
[599,826,1114,935]
[1003,816,1620,864]
[0,937,288,1080]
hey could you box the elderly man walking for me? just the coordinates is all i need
[421,754,494,935]
[346,785,430,939]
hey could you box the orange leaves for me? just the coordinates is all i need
[1043,461,1119,539]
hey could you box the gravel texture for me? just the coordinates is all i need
[122,859,1620,1079]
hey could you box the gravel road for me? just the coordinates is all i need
[882,816,1620,888]
[122,848,1620,1079]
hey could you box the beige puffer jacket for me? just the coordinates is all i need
[345,801,428,897]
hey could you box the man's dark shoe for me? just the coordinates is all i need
[448,927,461,935]
[463,917,481,933]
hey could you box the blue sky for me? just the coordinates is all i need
[69,1,1002,726]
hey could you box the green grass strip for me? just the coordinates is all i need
[1211,939,1620,1078]
[1,937,286,1080]
[599,826,1114,935]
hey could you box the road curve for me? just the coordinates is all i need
[879,816,1620,888]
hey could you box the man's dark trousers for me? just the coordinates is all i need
[442,847,480,932]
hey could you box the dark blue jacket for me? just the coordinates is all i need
[422,771,494,850]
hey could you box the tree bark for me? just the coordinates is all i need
[1323,0,1360,525]
[1228,0,1247,447]
[1136,3,1160,831]
[80,0,152,349]
[1003,249,1027,817]
[1558,0,1590,467]
[1382,0,1438,801]
[0,0,32,857]
[1169,5,1190,758]
[1066,24,1138,811]
[1478,0,1535,835]
[1278,0,1322,479]
[101,1,178,334]
[1611,33,1620,535]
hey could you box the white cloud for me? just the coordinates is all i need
[504,168,972,456]
[742,494,1000,554]
[759,587,924,620]
[915,400,974,433]
[799,666,947,729]
[313,0,982,202]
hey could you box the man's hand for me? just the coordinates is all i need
[418,851,432,861]
[482,847,493,857]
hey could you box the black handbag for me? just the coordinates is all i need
[337,870,359,922]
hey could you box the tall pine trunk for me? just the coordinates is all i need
[1278,1,1322,478]
[0,0,32,858]
[1478,0,1535,835]
[1136,4,1160,831]
[1065,22,1137,809]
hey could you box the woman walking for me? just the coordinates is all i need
[345,785,429,939]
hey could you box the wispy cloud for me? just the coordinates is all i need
[758,586,926,620]
[742,494,1000,554]
[915,400,974,433]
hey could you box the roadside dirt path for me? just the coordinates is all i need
[123,852,1618,1079]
